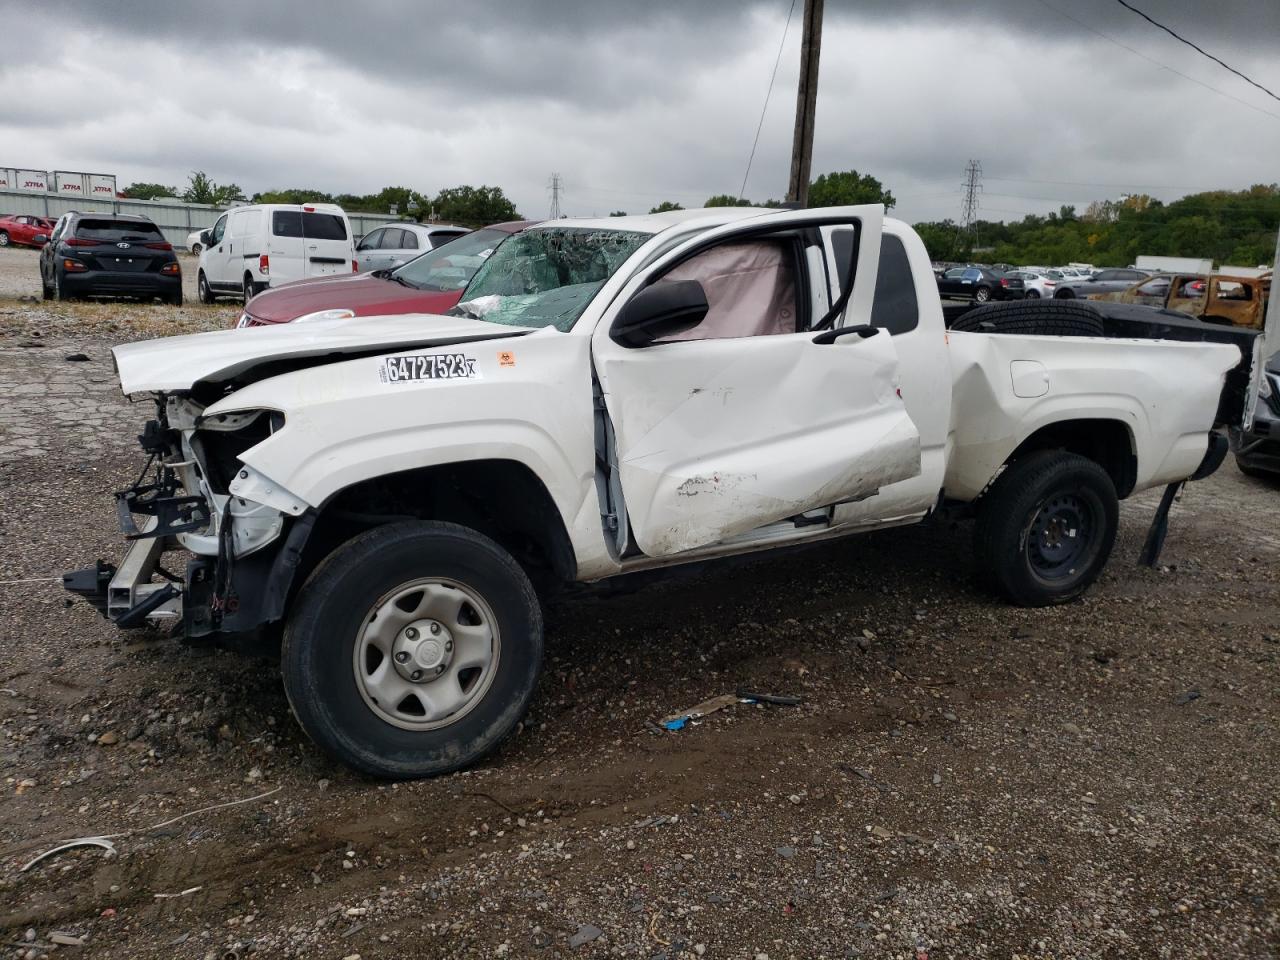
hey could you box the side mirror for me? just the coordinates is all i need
[199,230,211,245]
[610,280,709,347]
[33,234,48,245]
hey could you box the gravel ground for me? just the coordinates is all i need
[1,247,1279,959]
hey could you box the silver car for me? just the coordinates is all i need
[354,223,470,273]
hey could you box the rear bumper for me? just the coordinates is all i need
[62,270,181,297]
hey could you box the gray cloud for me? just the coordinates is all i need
[2,0,1278,224]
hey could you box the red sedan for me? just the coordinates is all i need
[0,214,55,248]
[237,220,535,327]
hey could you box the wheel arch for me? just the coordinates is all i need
[301,459,577,597]
[1003,418,1137,498]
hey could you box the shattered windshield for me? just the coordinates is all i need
[452,227,651,331]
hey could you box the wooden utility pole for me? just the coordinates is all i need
[786,0,824,206]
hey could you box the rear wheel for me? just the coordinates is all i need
[53,270,69,301]
[1025,289,1040,299]
[166,289,183,307]
[975,285,992,303]
[198,271,214,304]
[1054,288,1075,299]
[975,451,1118,606]
[282,521,544,779]
[243,273,255,302]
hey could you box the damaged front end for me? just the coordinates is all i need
[63,394,314,645]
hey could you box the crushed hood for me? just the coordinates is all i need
[112,313,532,393]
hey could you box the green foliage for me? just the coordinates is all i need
[331,186,429,217]
[431,185,520,226]
[608,210,628,217]
[649,201,685,213]
[122,182,178,200]
[252,188,335,204]
[704,194,746,207]
[912,220,963,261]
[917,184,1280,268]
[808,170,896,210]
[182,171,247,206]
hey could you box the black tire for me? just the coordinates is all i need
[243,274,255,302]
[974,285,992,303]
[975,451,1118,606]
[1236,458,1273,480]
[41,274,52,300]
[950,300,1105,337]
[1025,289,1040,299]
[282,521,544,779]
[167,289,183,307]
[1054,288,1075,299]
[53,270,69,301]
[0,231,9,248]
[190,243,201,256]
[198,271,215,304]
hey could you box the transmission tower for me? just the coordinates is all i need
[956,159,982,255]
[548,173,563,219]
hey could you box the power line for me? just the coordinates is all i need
[739,0,798,202]
[1113,0,1280,104]
[1034,0,1280,123]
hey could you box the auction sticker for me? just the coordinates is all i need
[379,352,481,384]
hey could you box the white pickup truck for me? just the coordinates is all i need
[65,206,1276,779]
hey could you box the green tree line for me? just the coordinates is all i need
[914,185,1280,267]
[124,170,1277,267]
[123,174,519,227]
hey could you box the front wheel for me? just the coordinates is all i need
[282,521,544,779]
[974,451,1118,606]
[0,231,9,247]
[190,243,201,256]
[198,271,215,304]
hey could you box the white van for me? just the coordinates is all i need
[196,203,354,303]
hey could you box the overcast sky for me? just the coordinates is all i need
[3,0,1279,224]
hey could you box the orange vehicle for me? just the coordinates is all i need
[1090,272,1271,330]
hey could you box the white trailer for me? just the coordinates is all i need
[1136,255,1214,274]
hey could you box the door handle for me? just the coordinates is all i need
[812,325,879,344]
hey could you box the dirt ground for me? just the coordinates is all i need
[1,244,1278,959]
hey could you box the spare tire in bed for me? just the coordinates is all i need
[950,300,1105,337]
